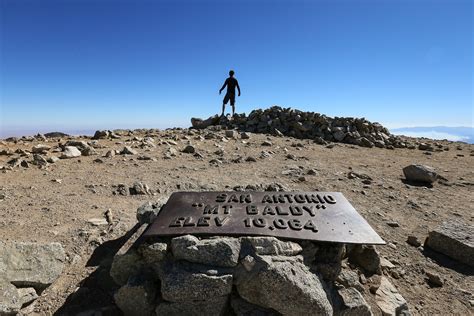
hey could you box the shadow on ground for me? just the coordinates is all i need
[54,224,142,315]
[422,246,474,276]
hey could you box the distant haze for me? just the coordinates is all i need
[390,126,474,144]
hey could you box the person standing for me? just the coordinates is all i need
[219,70,241,116]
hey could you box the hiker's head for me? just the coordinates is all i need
[229,70,235,77]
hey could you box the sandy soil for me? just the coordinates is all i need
[0,129,473,315]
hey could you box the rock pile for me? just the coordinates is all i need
[191,106,406,148]
[111,219,411,315]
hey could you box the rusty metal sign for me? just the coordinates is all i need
[143,191,385,244]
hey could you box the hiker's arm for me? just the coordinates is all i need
[219,79,228,94]
[237,81,241,96]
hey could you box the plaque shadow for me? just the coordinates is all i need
[54,223,142,315]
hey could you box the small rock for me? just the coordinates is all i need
[32,144,51,154]
[182,145,196,153]
[426,271,443,287]
[120,146,137,155]
[335,287,372,316]
[17,287,38,307]
[406,235,421,247]
[225,130,236,138]
[87,218,108,226]
[375,277,410,316]
[386,221,400,228]
[93,130,110,139]
[129,181,151,195]
[136,200,165,224]
[262,140,272,146]
[240,132,251,139]
[348,245,381,274]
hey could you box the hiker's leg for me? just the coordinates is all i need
[221,103,225,116]
[231,104,235,116]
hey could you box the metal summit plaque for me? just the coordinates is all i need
[143,191,385,244]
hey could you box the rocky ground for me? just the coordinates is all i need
[0,121,473,315]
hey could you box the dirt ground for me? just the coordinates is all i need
[0,128,473,315]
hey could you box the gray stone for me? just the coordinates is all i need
[225,130,236,138]
[375,277,410,316]
[336,269,364,292]
[32,144,50,154]
[241,132,251,139]
[0,242,65,291]
[335,287,372,316]
[171,235,241,267]
[160,264,233,302]
[81,146,97,156]
[60,146,81,159]
[242,236,302,256]
[47,156,60,163]
[348,245,381,274]
[333,130,346,142]
[92,130,110,139]
[235,255,333,315]
[17,287,38,307]
[313,243,345,281]
[129,182,151,195]
[0,281,21,315]
[426,271,443,287]
[231,295,279,316]
[406,236,421,247]
[114,275,156,316]
[156,296,228,316]
[120,146,137,155]
[425,220,473,266]
[136,199,166,224]
[403,164,438,184]
[182,145,196,154]
[33,154,48,166]
[110,250,144,286]
[139,242,168,264]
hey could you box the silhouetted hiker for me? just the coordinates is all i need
[219,70,241,117]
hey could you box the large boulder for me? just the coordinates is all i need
[402,164,438,184]
[171,235,241,267]
[235,255,333,315]
[0,242,66,291]
[425,220,473,267]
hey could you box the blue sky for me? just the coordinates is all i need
[1,0,472,136]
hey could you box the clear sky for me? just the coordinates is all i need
[1,0,472,136]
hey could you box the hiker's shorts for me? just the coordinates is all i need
[223,92,235,106]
